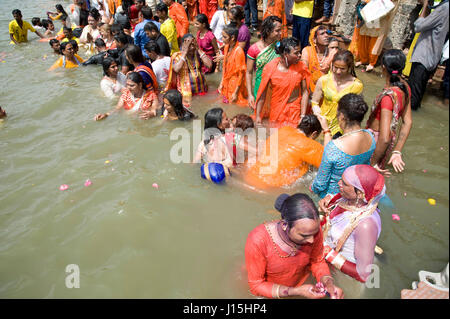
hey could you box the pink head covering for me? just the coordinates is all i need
[342,164,386,204]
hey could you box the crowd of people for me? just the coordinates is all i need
[7,0,449,299]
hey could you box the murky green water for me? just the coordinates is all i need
[0,0,448,299]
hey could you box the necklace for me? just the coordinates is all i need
[337,128,364,139]
[264,222,297,258]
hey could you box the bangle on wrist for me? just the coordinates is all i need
[392,150,402,155]
[323,129,331,134]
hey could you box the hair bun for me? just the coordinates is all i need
[274,193,290,212]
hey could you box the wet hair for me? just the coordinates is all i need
[232,114,254,131]
[59,41,70,54]
[125,44,145,64]
[337,93,368,125]
[144,40,160,55]
[141,6,153,20]
[144,21,159,33]
[164,90,195,120]
[204,108,225,145]
[297,114,323,137]
[42,19,53,30]
[275,193,319,228]
[49,38,60,46]
[261,15,282,41]
[69,39,78,52]
[222,0,229,9]
[229,6,244,22]
[32,17,41,26]
[155,3,168,15]
[114,32,128,46]
[102,57,117,76]
[12,9,22,16]
[195,14,211,31]
[55,4,68,19]
[275,37,300,55]
[382,49,409,102]
[332,49,357,77]
[126,71,145,87]
[89,8,101,21]
[121,0,134,15]
[94,38,106,48]
[222,25,239,41]
[122,20,132,31]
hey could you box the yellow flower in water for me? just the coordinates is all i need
[428,198,436,206]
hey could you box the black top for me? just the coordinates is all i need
[155,33,171,57]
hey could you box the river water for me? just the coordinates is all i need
[0,0,448,299]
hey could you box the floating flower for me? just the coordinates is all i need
[84,179,92,187]
[428,198,436,206]
[105,160,110,164]
[152,183,159,189]
[392,214,400,221]
[59,184,69,191]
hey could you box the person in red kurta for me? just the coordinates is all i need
[218,25,248,106]
[245,193,344,299]
[199,0,218,23]
[163,0,189,39]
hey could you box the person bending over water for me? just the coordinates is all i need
[95,72,160,121]
[48,41,84,70]
[319,164,385,283]
[194,108,232,168]
[366,49,412,173]
[245,114,330,189]
[245,193,344,299]
[162,89,196,121]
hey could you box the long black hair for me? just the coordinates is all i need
[164,90,196,121]
[275,193,319,228]
[102,57,116,76]
[55,4,68,20]
[203,108,225,145]
[382,49,409,103]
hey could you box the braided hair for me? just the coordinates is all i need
[382,49,409,103]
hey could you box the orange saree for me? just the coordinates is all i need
[263,0,288,38]
[169,2,189,39]
[305,26,330,93]
[256,57,311,127]
[199,0,218,23]
[221,44,248,106]
[245,126,324,189]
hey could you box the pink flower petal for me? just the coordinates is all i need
[422,169,427,173]
[392,214,400,221]
[152,183,159,189]
[84,179,92,187]
[59,184,69,191]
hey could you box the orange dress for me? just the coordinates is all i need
[245,223,330,298]
[221,44,248,106]
[245,126,323,188]
[199,0,218,23]
[169,2,189,39]
[187,0,199,21]
[263,0,288,38]
[256,57,311,127]
[120,88,158,111]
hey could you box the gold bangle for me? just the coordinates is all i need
[275,284,281,299]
